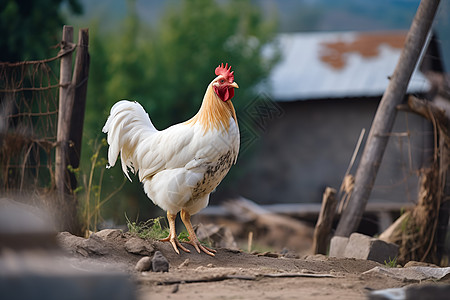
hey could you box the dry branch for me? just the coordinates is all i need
[313,187,337,254]
[223,197,313,253]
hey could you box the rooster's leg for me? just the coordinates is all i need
[180,209,217,257]
[160,211,190,254]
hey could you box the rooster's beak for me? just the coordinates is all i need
[230,82,239,89]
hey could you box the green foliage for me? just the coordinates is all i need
[126,215,169,240]
[0,0,82,62]
[126,215,189,242]
[384,256,398,268]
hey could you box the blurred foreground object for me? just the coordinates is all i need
[0,197,136,300]
[0,198,57,250]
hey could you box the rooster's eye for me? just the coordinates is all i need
[220,79,225,84]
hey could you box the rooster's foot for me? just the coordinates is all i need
[160,235,190,254]
[180,209,216,257]
[187,238,217,257]
[162,211,190,254]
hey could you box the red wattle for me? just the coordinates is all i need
[214,86,235,102]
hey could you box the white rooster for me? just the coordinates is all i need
[103,63,239,256]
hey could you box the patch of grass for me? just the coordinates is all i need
[384,256,398,268]
[177,230,190,242]
[125,214,189,241]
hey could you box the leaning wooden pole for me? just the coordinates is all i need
[335,0,441,237]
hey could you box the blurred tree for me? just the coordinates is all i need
[0,0,82,62]
[149,0,279,127]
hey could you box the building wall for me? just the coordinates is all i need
[229,97,432,205]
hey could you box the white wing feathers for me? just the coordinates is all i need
[102,100,201,183]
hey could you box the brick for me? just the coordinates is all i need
[329,236,349,258]
[344,233,398,264]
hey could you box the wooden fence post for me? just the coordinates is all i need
[68,28,90,191]
[55,26,89,234]
[335,0,441,237]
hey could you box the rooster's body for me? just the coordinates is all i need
[103,64,239,256]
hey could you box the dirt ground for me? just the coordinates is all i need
[56,230,450,300]
[138,243,391,300]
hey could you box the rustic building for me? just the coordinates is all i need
[219,31,440,214]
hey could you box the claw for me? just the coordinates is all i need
[160,211,190,254]
[180,209,217,257]
[188,239,217,256]
[160,235,190,254]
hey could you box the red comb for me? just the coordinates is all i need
[215,63,234,83]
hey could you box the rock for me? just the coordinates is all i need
[152,251,169,272]
[57,232,109,257]
[344,233,398,264]
[135,256,152,272]
[94,229,123,241]
[404,261,439,268]
[124,237,154,255]
[329,236,349,258]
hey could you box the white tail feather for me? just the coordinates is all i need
[102,100,157,181]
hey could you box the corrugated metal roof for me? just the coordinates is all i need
[267,31,430,101]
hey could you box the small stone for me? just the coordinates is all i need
[94,229,123,241]
[206,263,215,268]
[178,259,190,268]
[404,261,438,268]
[125,237,154,255]
[135,256,152,272]
[152,251,169,272]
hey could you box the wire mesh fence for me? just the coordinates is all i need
[0,57,62,195]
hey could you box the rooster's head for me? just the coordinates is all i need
[213,63,239,102]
